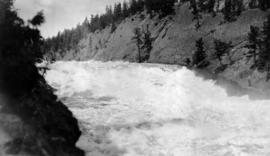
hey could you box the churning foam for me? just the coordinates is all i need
[45,61,270,156]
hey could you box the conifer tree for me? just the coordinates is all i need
[192,38,208,68]
[190,0,202,29]
[145,0,176,18]
[132,26,153,62]
[28,11,45,27]
[160,0,177,17]
[105,5,113,24]
[234,0,244,16]
[257,15,270,72]
[111,22,117,33]
[132,28,143,62]
[130,0,138,15]
[222,0,244,22]
[258,0,270,11]
[122,1,129,18]
[113,3,123,21]
[214,39,233,65]
[206,0,216,15]
[141,25,153,62]
[223,0,235,22]
[249,0,258,8]
[246,26,260,67]
[193,0,216,16]
[82,17,90,33]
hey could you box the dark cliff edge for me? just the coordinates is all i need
[0,0,84,155]
[0,78,85,156]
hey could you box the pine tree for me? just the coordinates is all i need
[141,25,153,62]
[132,26,153,62]
[99,15,107,29]
[160,0,177,17]
[89,15,95,32]
[258,0,270,11]
[234,0,244,16]
[257,15,270,72]
[82,17,90,34]
[190,0,202,29]
[206,0,216,15]
[144,0,155,17]
[223,0,235,22]
[129,0,138,15]
[113,3,123,21]
[214,39,232,65]
[111,22,117,33]
[145,0,177,18]
[137,0,145,12]
[194,0,216,16]
[122,1,129,18]
[132,27,143,62]
[192,38,208,68]
[28,11,45,27]
[249,0,258,8]
[104,5,113,25]
[246,26,260,67]
[222,0,243,22]
[254,15,270,81]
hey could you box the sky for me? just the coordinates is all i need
[14,0,123,38]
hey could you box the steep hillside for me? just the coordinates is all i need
[51,3,270,93]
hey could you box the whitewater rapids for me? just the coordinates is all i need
[45,61,270,156]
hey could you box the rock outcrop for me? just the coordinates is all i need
[0,78,84,156]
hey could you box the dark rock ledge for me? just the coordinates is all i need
[0,78,85,156]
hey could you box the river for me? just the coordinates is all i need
[45,61,270,156]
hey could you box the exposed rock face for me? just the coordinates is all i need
[56,3,270,93]
[0,79,85,156]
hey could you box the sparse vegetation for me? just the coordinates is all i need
[132,25,153,63]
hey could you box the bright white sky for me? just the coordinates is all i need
[14,0,124,38]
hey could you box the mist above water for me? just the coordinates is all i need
[45,61,270,156]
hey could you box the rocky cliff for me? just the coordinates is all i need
[55,3,270,95]
[0,78,85,156]
[0,0,85,155]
